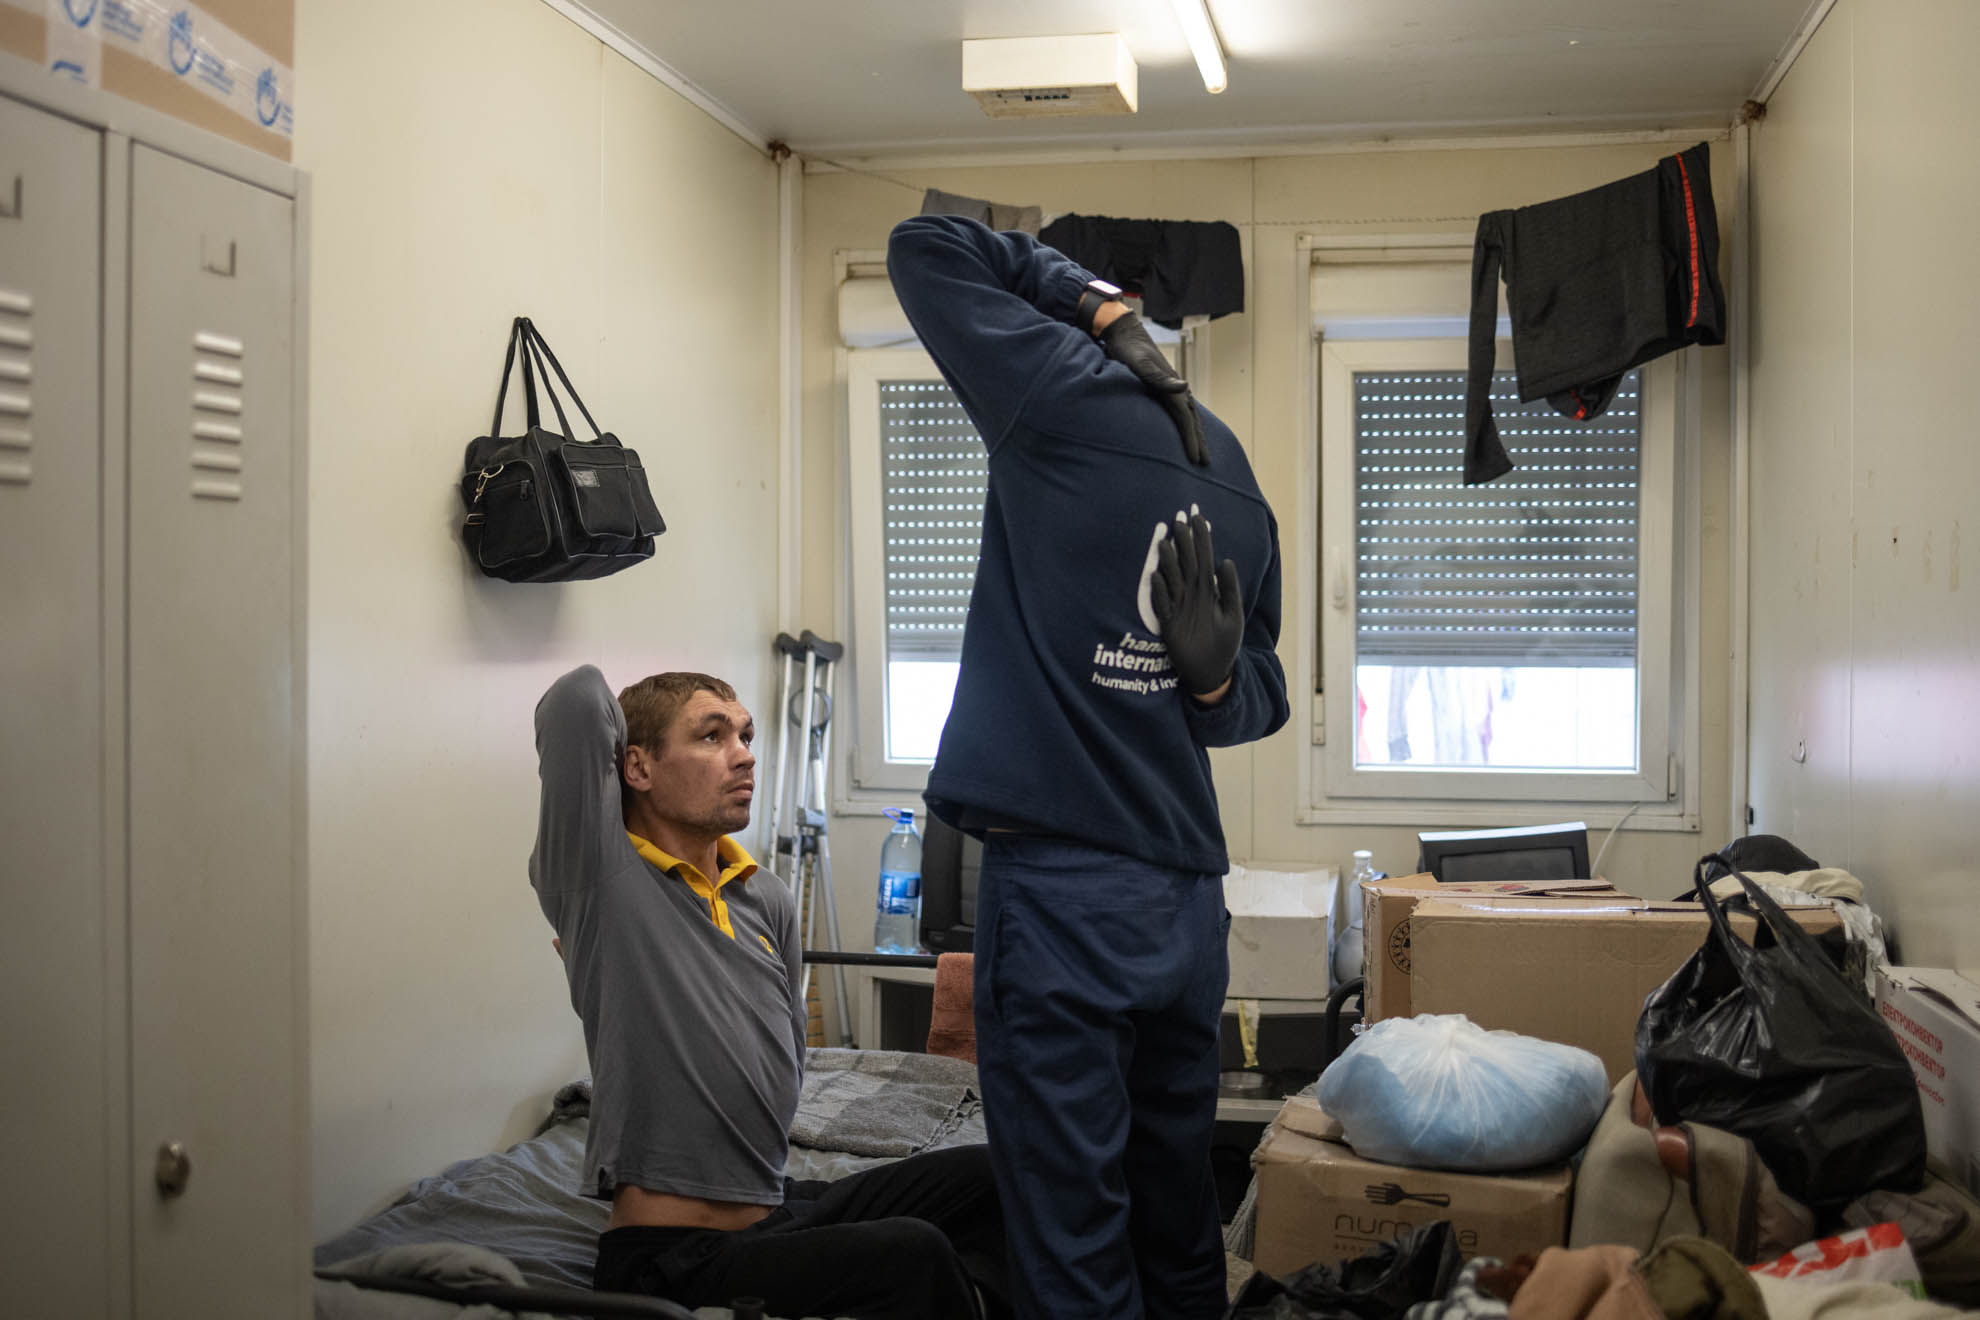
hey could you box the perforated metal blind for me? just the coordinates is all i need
[1355,369,1642,666]
[881,379,986,660]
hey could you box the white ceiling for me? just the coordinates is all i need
[568,1,1818,158]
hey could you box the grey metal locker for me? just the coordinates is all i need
[0,92,112,1315]
[125,142,305,1319]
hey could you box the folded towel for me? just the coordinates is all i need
[788,1048,982,1157]
[926,952,976,1064]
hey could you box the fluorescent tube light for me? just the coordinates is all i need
[1168,0,1227,94]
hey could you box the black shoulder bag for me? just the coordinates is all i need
[459,317,665,582]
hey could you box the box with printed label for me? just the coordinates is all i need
[1407,897,1844,1084]
[1358,874,1627,1022]
[0,1,294,160]
[1253,1095,1572,1276]
[1876,965,1980,1199]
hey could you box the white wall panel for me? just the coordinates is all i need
[1842,0,1980,965]
[1748,0,1980,971]
[295,0,780,1238]
[1746,4,1855,869]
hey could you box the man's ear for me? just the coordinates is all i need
[622,743,655,792]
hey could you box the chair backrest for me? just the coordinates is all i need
[919,815,981,952]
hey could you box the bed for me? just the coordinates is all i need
[313,1048,989,1320]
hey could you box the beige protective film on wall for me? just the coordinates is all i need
[800,142,1736,968]
[296,0,780,1238]
[0,0,296,157]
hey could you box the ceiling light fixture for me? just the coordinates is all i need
[1168,0,1227,94]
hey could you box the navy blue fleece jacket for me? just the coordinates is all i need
[887,214,1289,875]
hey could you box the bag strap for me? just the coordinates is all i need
[518,323,583,443]
[521,319,603,439]
[1690,854,1828,969]
[1690,853,1754,968]
[1723,866,1832,964]
[489,316,541,435]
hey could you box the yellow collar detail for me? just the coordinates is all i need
[627,832,759,940]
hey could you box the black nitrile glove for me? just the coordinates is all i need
[1097,310,1208,465]
[1151,511,1243,698]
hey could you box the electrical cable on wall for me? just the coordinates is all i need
[1590,801,1649,880]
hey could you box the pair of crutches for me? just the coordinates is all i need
[758,630,854,1046]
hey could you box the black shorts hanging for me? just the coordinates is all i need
[1463,142,1726,484]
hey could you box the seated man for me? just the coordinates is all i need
[532,664,1007,1319]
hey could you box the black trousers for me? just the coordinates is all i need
[592,1144,1008,1320]
[973,836,1229,1320]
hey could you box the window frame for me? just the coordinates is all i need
[1318,337,1677,803]
[845,345,955,794]
[1292,234,1701,830]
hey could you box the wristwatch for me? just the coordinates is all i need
[1074,278,1126,336]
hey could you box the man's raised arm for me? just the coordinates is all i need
[889,214,1207,464]
[530,665,633,900]
[886,214,1093,452]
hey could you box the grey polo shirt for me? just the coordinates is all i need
[530,666,806,1203]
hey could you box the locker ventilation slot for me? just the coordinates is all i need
[0,286,31,486]
[191,330,244,501]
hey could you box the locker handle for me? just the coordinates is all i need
[0,175,19,220]
[154,1140,191,1198]
[202,236,236,278]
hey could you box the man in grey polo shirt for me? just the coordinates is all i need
[532,664,1007,1319]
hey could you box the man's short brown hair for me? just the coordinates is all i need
[617,672,738,751]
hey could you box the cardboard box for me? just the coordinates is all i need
[1408,897,1843,1083]
[1359,873,1626,1021]
[1876,966,1980,1198]
[1224,864,1336,1000]
[1253,1096,1571,1275]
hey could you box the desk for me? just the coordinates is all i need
[854,963,937,1055]
[852,964,1315,1124]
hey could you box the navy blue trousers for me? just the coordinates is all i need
[973,835,1229,1320]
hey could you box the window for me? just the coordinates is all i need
[1308,248,1686,814]
[846,349,983,789]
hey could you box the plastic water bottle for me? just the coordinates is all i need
[1331,850,1378,986]
[874,808,923,954]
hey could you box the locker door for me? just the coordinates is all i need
[126,144,303,1319]
[0,95,111,1318]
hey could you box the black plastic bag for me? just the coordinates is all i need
[1635,857,1925,1212]
[1227,1220,1461,1319]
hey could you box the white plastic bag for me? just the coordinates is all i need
[1316,1013,1607,1172]
[1750,1221,1927,1295]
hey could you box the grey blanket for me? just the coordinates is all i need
[314,1049,987,1318]
[316,1244,556,1320]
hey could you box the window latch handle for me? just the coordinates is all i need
[1328,546,1349,611]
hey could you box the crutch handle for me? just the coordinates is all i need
[798,630,845,663]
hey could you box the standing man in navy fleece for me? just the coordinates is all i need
[888,213,1290,1320]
